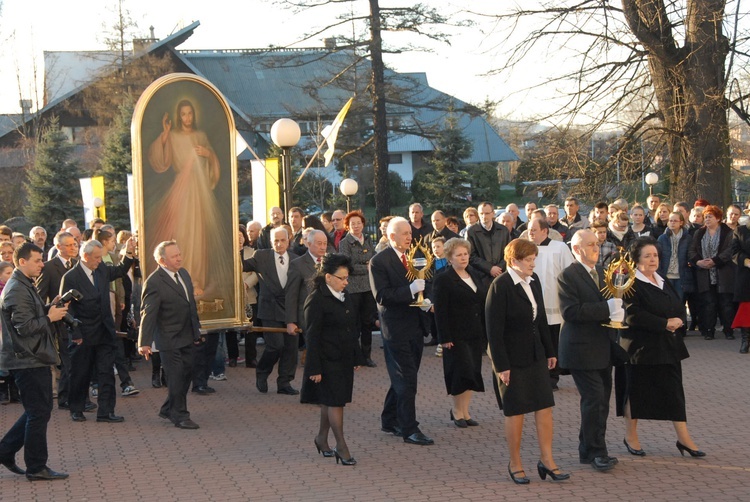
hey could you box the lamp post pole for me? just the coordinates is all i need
[270,119,301,216]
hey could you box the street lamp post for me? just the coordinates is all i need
[270,118,301,215]
[339,178,358,213]
[92,197,104,220]
[645,172,659,196]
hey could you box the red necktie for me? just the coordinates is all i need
[317,257,322,265]
[401,253,408,270]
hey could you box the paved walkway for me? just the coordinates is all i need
[1,331,748,501]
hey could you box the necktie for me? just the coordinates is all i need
[279,255,284,265]
[590,268,599,286]
[401,253,408,270]
[65,260,72,270]
[317,257,322,265]
[174,273,187,299]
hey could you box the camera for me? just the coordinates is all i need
[55,289,83,328]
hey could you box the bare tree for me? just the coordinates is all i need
[483,1,750,205]
[275,0,469,218]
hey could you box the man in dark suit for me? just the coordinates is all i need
[426,210,459,247]
[36,231,81,411]
[138,241,203,430]
[369,217,434,446]
[558,229,625,472]
[467,201,511,288]
[285,229,328,351]
[257,206,284,250]
[243,227,300,395]
[60,238,135,424]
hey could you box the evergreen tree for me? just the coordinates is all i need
[24,117,82,232]
[419,114,473,214]
[98,98,134,230]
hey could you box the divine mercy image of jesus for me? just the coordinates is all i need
[136,76,238,324]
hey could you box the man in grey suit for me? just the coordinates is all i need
[243,227,299,395]
[139,241,203,430]
[558,229,625,471]
[286,229,328,344]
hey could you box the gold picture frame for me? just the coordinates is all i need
[131,73,243,330]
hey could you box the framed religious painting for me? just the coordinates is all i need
[131,73,242,329]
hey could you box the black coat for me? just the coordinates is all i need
[623,277,689,365]
[688,223,736,294]
[60,257,133,346]
[433,266,487,344]
[558,262,616,370]
[303,284,363,376]
[486,271,554,372]
[734,224,750,302]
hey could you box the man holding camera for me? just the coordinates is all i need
[0,243,70,480]
[60,239,135,423]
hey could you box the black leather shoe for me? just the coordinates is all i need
[84,401,97,412]
[465,418,479,426]
[676,441,706,457]
[365,359,377,367]
[0,458,25,475]
[246,359,258,368]
[591,456,615,472]
[381,425,403,437]
[277,386,300,395]
[403,432,434,446]
[158,412,171,421]
[537,461,570,481]
[508,463,530,485]
[192,386,215,395]
[624,439,646,456]
[256,377,268,393]
[450,410,467,428]
[96,413,124,423]
[58,402,70,410]
[26,467,69,481]
[152,375,162,388]
[175,419,200,429]
[70,412,86,422]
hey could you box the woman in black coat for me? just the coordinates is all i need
[486,239,568,484]
[688,205,737,340]
[301,254,363,466]
[732,221,750,353]
[620,238,704,457]
[433,238,486,428]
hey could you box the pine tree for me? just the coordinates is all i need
[98,98,134,230]
[24,117,82,232]
[419,114,473,214]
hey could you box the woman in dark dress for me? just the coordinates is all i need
[433,238,486,428]
[620,238,705,457]
[301,254,363,466]
[486,239,568,484]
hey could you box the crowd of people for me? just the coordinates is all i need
[0,193,748,483]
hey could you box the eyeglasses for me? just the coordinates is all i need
[331,274,349,282]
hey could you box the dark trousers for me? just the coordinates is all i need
[225,331,239,360]
[0,367,53,473]
[570,367,613,462]
[350,292,376,359]
[381,333,424,436]
[256,320,298,387]
[699,285,737,337]
[192,333,220,388]
[548,324,561,385]
[55,327,71,406]
[68,341,116,417]
[160,344,194,423]
[113,337,133,389]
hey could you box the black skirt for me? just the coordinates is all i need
[493,357,554,416]
[442,337,485,396]
[300,367,354,408]
[617,363,686,421]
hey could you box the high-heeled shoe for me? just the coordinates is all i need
[465,417,479,426]
[624,439,646,456]
[537,461,570,481]
[333,448,357,466]
[676,441,706,457]
[313,439,334,458]
[450,409,467,428]
[508,463,530,485]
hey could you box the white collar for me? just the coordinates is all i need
[326,283,345,302]
[507,266,533,286]
[160,266,180,278]
[635,269,664,289]
[576,258,595,274]
[274,251,288,261]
